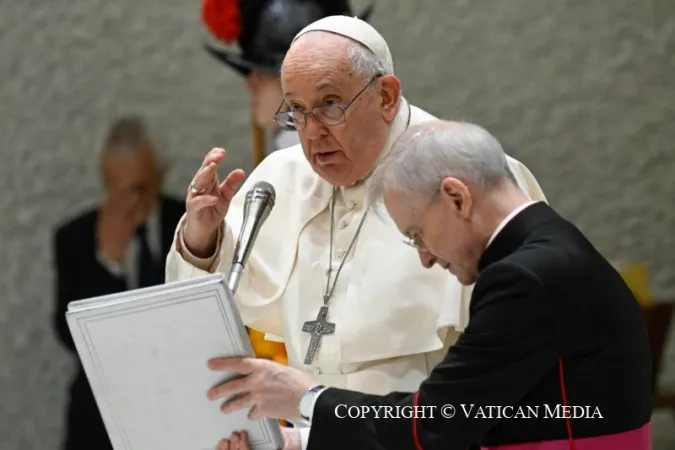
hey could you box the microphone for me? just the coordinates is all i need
[227,181,276,294]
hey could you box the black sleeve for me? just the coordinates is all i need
[307,262,557,450]
[52,227,126,352]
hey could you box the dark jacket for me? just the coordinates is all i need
[307,202,652,450]
[52,195,184,450]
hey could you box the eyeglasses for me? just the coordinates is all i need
[274,75,380,131]
[403,234,423,250]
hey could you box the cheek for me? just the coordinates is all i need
[328,127,351,157]
[426,234,454,261]
[425,225,465,263]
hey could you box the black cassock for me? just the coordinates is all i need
[306,202,652,450]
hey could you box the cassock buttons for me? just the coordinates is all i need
[349,201,357,210]
[336,249,345,258]
[338,220,349,230]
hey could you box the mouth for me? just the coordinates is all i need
[314,150,341,164]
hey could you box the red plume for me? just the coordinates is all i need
[202,0,241,44]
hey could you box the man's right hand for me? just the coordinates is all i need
[183,148,246,258]
[96,189,144,263]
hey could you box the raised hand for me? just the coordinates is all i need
[183,148,246,257]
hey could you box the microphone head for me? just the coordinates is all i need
[246,181,276,207]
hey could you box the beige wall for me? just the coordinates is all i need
[0,0,673,448]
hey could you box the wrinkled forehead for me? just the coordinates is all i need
[280,32,357,92]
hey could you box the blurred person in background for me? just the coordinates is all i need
[52,116,184,450]
[200,0,374,364]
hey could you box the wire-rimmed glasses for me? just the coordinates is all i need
[274,75,380,131]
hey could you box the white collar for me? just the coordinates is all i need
[486,201,537,248]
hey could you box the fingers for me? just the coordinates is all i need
[240,431,250,448]
[217,431,249,450]
[207,356,253,374]
[220,392,255,415]
[219,169,246,203]
[247,404,262,421]
[207,375,249,401]
[191,148,228,194]
[201,148,227,170]
[189,161,219,196]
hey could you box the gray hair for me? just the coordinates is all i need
[102,116,151,153]
[367,120,517,212]
[100,115,166,170]
[347,41,393,79]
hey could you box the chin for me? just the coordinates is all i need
[312,163,354,186]
[454,270,477,286]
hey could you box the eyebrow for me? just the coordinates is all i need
[316,81,339,91]
[284,80,342,98]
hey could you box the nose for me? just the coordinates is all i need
[418,249,437,269]
[303,114,328,140]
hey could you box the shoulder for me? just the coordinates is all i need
[515,219,592,283]
[408,103,438,123]
[484,219,596,305]
[55,208,97,238]
[475,259,545,303]
[471,260,551,328]
[53,207,98,249]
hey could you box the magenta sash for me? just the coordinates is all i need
[481,421,651,450]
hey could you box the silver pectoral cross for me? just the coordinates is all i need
[302,305,336,365]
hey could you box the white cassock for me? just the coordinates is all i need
[165,98,547,397]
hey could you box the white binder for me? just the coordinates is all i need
[66,273,284,450]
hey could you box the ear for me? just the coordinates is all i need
[378,75,401,123]
[440,177,473,218]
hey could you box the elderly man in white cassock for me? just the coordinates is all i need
[165,15,547,449]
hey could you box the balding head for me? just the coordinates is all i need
[367,120,529,285]
[283,31,354,87]
[277,26,401,187]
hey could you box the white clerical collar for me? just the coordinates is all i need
[486,201,537,248]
